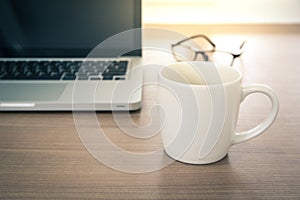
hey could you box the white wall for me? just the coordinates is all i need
[143,0,300,24]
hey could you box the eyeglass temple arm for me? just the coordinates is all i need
[230,40,247,66]
[240,41,246,50]
[232,40,247,57]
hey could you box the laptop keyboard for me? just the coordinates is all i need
[0,60,128,81]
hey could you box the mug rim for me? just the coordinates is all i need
[159,61,242,87]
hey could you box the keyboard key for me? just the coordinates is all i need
[77,75,89,80]
[114,77,125,80]
[87,72,99,76]
[62,73,76,80]
[102,75,113,80]
[90,77,101,80]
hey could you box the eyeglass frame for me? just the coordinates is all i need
[171,34,246,66]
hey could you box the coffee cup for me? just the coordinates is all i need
[158,61,279,164]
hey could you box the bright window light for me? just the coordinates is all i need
[143,0,300,24]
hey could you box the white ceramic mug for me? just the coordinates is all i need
[158,61,279,164]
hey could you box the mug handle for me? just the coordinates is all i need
[232,84,279,145]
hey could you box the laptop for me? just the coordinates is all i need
[0,0,143,111]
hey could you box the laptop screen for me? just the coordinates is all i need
[0,0,141,58]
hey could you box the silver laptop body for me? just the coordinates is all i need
[0,0,143,111]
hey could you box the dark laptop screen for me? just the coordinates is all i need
[0,0,141,57]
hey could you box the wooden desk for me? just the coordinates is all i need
[1,25,300,199]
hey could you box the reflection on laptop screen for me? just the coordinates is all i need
[0,0,141,57]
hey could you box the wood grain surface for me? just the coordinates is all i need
[0,25,300,199]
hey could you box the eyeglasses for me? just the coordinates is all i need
[171,34,246,66]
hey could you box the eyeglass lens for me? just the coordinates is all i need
[204,51,234,66]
